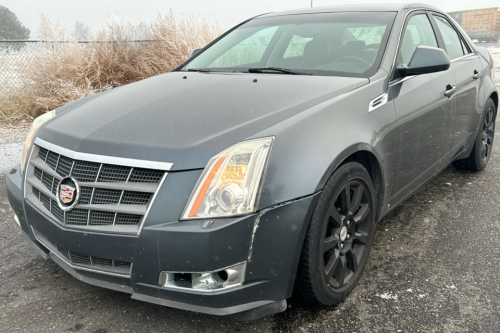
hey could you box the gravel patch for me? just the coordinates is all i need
[0,125,29,173]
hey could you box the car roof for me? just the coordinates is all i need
[257,3,442,18]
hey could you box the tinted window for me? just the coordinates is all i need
[184,12,397,78]
[210,26,279,67]
[433,16,466,60]
[400,14,438,64]
[283,35,313,58]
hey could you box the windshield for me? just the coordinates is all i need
[182,12,396,77]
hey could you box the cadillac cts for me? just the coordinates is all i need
[6,3,497,320]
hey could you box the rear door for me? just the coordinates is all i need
[430,14,484,158]
[389,12,457,206]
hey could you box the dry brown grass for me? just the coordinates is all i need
[0,10,223,123]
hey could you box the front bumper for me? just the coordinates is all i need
[6,164,319,319]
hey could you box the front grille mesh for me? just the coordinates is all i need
[66,209,88,226]
[39,231,132,274]
[28,145,165,232]
[122,191,152,205]
[93,188,122,204]
[129,168,164,183]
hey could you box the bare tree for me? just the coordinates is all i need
[71,21,91,41]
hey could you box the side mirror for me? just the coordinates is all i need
[397,46,450,77]
[189,48,202,58]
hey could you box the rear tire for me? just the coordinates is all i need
[296,162,375,305]
[453,98,496,171]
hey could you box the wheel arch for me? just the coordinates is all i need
[490,91,498,112]
[315,144,386,223]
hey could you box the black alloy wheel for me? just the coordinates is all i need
[322,180,371,289]
[480,103,496,164]
[297,162,375,305]
[453,98,496,171]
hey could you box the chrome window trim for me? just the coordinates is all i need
[137,172,168,235]
[430,12,477,54]
[450,53,476,63]
[34,138,173,171]
[389,75,416,87]
[389,8,422,76]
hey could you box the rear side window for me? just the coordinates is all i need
[400,14,438,64]
[433,16,467,60]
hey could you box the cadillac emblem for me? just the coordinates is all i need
[57,177,80,211]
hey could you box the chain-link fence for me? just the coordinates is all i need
[0,40,155,95]
[0,41,41,92]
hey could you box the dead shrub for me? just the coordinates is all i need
[0,10,223,122]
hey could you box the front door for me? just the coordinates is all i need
[389,12,457,206]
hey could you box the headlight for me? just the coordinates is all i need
[21,110,56,174]
[182,137,274,219]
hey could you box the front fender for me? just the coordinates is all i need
[256,76,397,216]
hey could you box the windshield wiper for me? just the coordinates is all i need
[248,67,311,75]
[187,68,213,73]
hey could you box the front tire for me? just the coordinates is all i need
[296,162,375,305]
[453,98,496,171]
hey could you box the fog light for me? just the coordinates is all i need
[159,262,246,292]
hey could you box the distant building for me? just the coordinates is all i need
[448,7,500,42]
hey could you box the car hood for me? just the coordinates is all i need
[37,71,368,171]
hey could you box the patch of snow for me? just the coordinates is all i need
[376,292,398,301]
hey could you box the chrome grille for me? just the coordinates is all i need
[46,151,59,170]
[72,161,100,182]
[38,147,49,160]
[66,209,88,226]
[90,211,115,226]
[122,191,152,205]
[79,187,93,205]
[93,188,122,204]
[40,192,51,210]
[116,213,142,225]
[98,164,130,182]
[33,191,144,228]
[26,142,169,235]
[56,156,72,176]
[51,201,65,222]
[129,168,164,183]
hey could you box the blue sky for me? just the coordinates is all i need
[2,0,500,39]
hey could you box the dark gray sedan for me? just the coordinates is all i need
[6,3,497,320]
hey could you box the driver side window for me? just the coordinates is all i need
[400,14,438,64]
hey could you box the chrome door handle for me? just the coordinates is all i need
[444,85,456,98]
[473,70,481,80]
